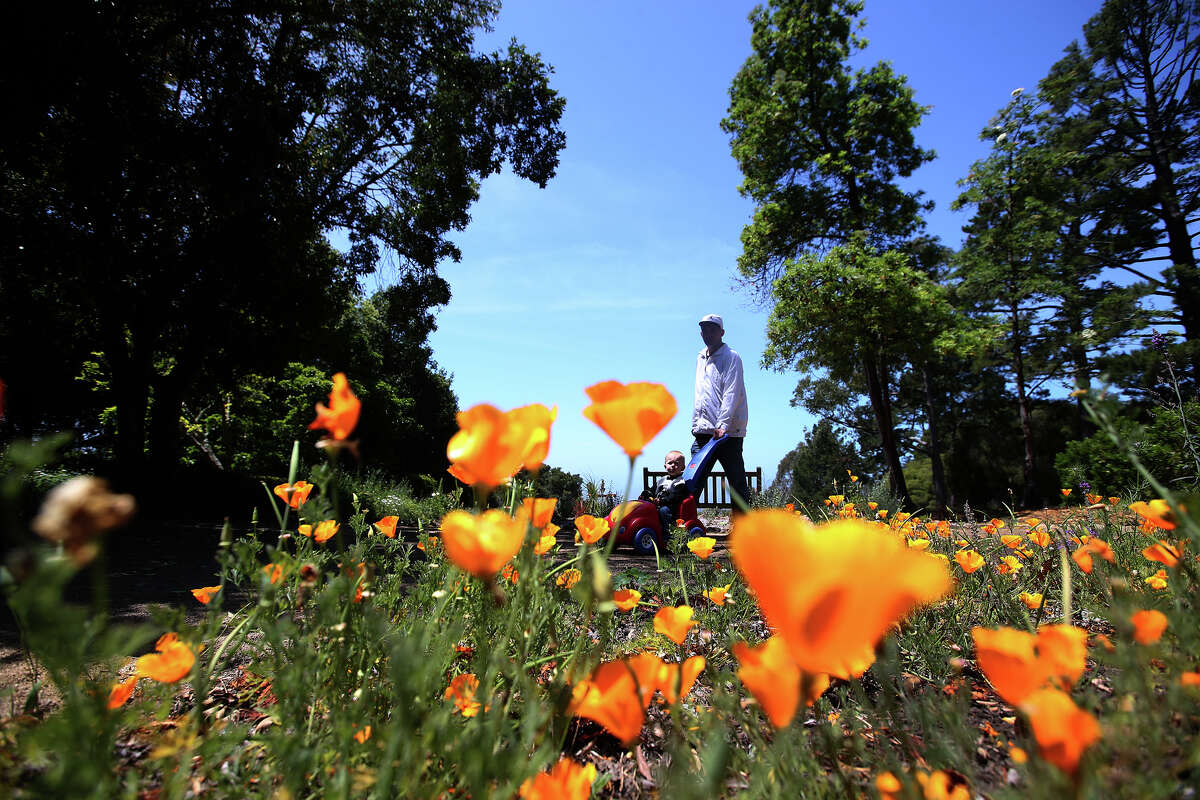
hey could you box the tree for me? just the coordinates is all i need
[723,0,935,503]
[1041,0,1200,376]
[770,418,871,508]
[0,1,565,482]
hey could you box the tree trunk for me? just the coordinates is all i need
[1010,302,1039,509]
[148,367,188,473]
[862,350,909,505]
[920,361,950,518]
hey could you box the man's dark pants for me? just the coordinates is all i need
[691,434,750,510]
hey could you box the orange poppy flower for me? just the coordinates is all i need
[655,654,706,705]
[687,536,716,559]
[1130,499,1177,530]
[1000,534,1023,549]
[440,510,526,579]
[1180,670,1200,687]
[568,659,648,744]
[916,771,970,800]
[308,373,360,441]
[654,605,697,644]
[997,555,1023,575]
[374,516,399,538]
[107,675,138,709]
[519,758,597,800]
[190,585,221,605]
[1019,688,1100,775]
[876,772,902,800]
[446,403,556,488]
[1131,609,1168,644]
[730,512,950,677]
[575,515,610,545]
[877,509,889,519]
[262,563,283,584]
[868,502,879,511]
[612,588,641,611]
[1019,592,1043,610]
[556,568,581,589]
[582,380,677,458]
[1145,568,1169,590]
[1092,633,1115,652]
[1143,540,1182,567]
[1061,488,1072,497]
[521,498,558,530]
[733,635,829,728]
[445,673,483,717]
[533,531,558,556]
[136,632,196,683]
[1071,547,1093,574]
[1085,538,1115,562]
[353,725,372,743]
[312,520,339,544]
[703,584,732,605]
[501,563,519,584]
[273,481,314,510]
[971,627,1044,705]
[1036,625,1088,689]
[989,518,1006,529]
[1028,530,1051,548]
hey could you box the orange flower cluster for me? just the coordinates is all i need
[568,653,704,744]
[440,510,526,579]
[1130,499,1178,531]
[972,625,1088,706]
[273,481,313,510]
[446,403,556,489]
[308,373,360,441]
[581,380,676,458]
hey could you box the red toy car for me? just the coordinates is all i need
[602,435,728,555]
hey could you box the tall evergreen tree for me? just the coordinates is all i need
[723,0,936,504]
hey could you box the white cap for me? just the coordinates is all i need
[699,313,723,330]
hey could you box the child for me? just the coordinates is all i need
[640,450,689,531]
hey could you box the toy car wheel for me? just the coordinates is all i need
[632,527,659,556]
[688,526,705,539]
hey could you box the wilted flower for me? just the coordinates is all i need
[687,536,716,560]
[446,403,556,488]
[612,588,641,611]
[654,605,697,644]
[1131,609,1168,644]
[581,380,676,458]
[190,585,221,605]
[556,568,581,589]
[575,515,610,545]
[136,633,196,683]
[440,510,526,579]
[731,512,950,677]
[32,476,136,566]
[308,373,360,441]
[519,758,597,800]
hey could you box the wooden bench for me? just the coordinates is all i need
[642,467,762,509]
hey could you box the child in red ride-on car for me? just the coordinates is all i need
[639,450,689,532]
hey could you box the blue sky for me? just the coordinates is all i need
[373,0,1107,493]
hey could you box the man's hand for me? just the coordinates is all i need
[713,427,726,438]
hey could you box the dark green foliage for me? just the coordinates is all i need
[0,0,565,488]
[1054,401,1200,495]
[770,418,872,508]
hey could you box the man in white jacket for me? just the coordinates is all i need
[692,313,750,510]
